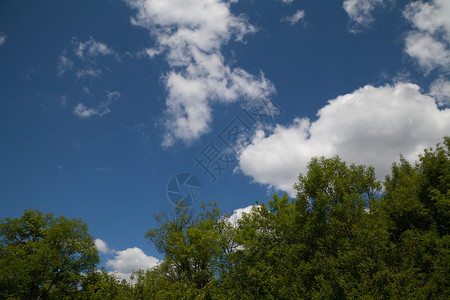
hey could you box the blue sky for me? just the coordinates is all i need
[1,0,449,280]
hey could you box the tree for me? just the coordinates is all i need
[0,209,99,299]
[230,156,386,298]
[145,202,233,290]
[381,137,450,298]
[78,139,448,299]
[80,268,134,299]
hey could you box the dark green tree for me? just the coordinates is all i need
[0,209,99,299]
[80,268,134,299]
[381,137,450,298]
[230,156,386,298]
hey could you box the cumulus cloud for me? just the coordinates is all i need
[0,32,7,47]
[238,83,450,196]
[404,32,450,74]
[403,0,450,73]
[96,239,160,281]
[281,10,305,26]
[95,238,114,254]
[106,247,160,281]
[343,0,386,33]
[403,0,450,41]
[125,0,275,147]
[277,0,294,4]
[226,205,256,227]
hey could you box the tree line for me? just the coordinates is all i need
[1,137,449,299]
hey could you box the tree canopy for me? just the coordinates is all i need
[1,137,449,299]
[0,209,99,299]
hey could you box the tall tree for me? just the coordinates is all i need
[0,209,99,299]
[145,202,233,290]
[381,137,450,298]
[229,156,386,298]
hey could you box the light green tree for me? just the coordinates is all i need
[0,209,99,299]
[145,202,234,290]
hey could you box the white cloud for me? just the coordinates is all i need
[106,247,160,281]
[95,238,114,254]
[73,90,120,118]
[429,77,450,106]
[125,0,275,147]
[58,95,68,108]
[145,48,162,58]
[277,0,294,4]
[403,0,450,73]
[403,0,450,42]
[82,87,91,95]
[0,32,7,47]
[73,36,117,60]
[57,36,119,78]
[404,31,450,74]
[57,54,74,76]
[226,205,256,227]
[106,91,121,101]
[343,0,385,33]
[76,68,102,79]
[73,101,111,118]
[281,10,305,26]
[238,83,450,196]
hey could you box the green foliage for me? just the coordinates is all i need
[145,201,235,290]
[2,138,449,299]
[0,209,99,299]
[226,156,387,299]
[380,137,450,298]
[80,268,134,299]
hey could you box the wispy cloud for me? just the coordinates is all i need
[58,95,68,108]
[343,0,386,33]
[57,36,119,78]
[57,52,74,76]
[0,32,7,47]
[76,68,102,79]
[96,167,110,172]
[73,36,118,60]
[238,83,450,196]
[73,103,109,118]
[73,90,120,118]
[125,0,275,147]
[106,91,121,101]
[281,10,305,26]
[127,123,150,145]
[82,87,91,95]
